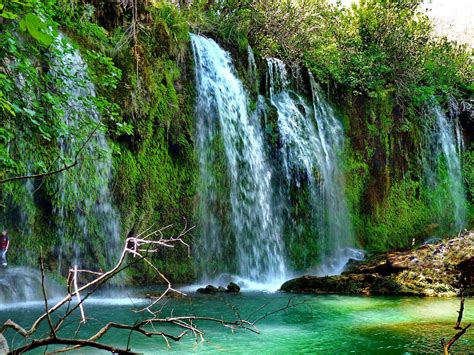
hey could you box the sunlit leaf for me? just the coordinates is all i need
[23,108,36,116]
[1,11,18,19]
[0,96,15,116]
[19,13,54,47]
[12,0,33,6]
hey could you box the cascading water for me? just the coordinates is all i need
[0,267,62,305]
[191,34,287,286]
[247,45,258,93]
[309,74,364,273]
[423,105,466,230]
[50,35,121,273]
[267,58,362,275]
[6,62,40,265]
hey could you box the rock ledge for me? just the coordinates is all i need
[281,230,474,297]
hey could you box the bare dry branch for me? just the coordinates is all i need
[73,265,86,324]
[1,223,300,354]
[441,290,472,354]
[40,253,57,339]
[11,337,137,355]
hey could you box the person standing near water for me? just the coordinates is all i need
[0,230,9,267]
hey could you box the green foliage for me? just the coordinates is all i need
[0,0,197,280]
[148,1,189,58]
[462,146,474,220]
[414,38,473,101]
[186,0,251,50]
[1,35,56,181]
[0,0,58,136]
[285,184,321,270]
[206,0,471,108]
[94,1,197,281]
[19,13,54,46]
[0,90,15,116]
[1,0,57,46]
[364,178,431,252]
[344,148,369,235]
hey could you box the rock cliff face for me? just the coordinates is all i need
[1,1,473,286]
[281,230,474,296]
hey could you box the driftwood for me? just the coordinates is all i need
[441,291,472,355]
[0,223,303,354]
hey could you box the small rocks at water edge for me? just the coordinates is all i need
[197,282,241,294]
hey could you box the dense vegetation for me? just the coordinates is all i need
[0,0,472,281]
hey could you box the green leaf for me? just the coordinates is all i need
[11,103,23,114]
[12,0,33,6]
[23,108,36,116]
[19,17,26,31]
[0,97,15,116]
[38,125,51,141]
[1,11,18,19]
[20,13,54,47]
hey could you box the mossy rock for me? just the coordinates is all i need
[281,230,473,297]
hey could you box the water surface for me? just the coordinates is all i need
[1,291,473,354]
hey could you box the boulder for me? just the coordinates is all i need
[196,283,241,294]
[197,285,220,294]
[226,282,240,293]
[146,290,186,299]
[386,254,411,273]
[280,274,400,295]
[457,256,474,295]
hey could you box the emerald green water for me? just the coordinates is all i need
[2,292,473,353]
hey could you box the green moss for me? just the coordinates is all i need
[0,0,199,281]
[363,178,432,252]
[463,146,474,224]
[285,184,321,270]
[344,147,369,239]
[339,89,473,256]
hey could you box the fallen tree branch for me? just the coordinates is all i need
[72,265,86,324]
[10,337,137,355]
[1,223,302,354]
[441,290,472,354]
[454,292,465,330]
[40,252,56,339]
[1,225,191,337]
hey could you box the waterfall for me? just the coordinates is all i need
[0,33,121,303]
[50,35,121,273]
[423,105,466,231]
[191,34,287,285]
[308,74,363,273]
[267,58,362,275]
[0,267,62,305]
[247,45,258,93]
[5,59,40,265]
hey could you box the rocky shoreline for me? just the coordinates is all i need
[281,230,474,297]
